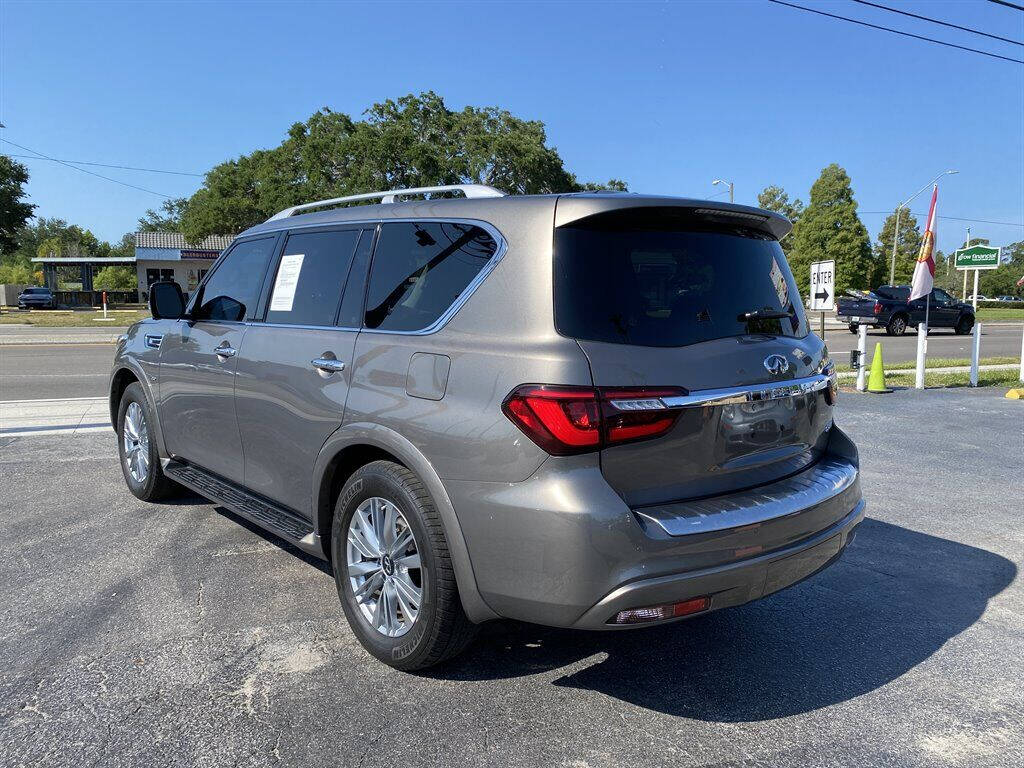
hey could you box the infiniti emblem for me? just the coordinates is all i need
[763,354,790,375]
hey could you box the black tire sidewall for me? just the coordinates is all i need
[887,316,907,336]
[331,465,440,669]
[956,317,973,335]
[117,383,163,500]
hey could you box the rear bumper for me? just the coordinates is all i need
[445,425,864,629]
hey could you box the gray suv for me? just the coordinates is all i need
[110,185,863,670]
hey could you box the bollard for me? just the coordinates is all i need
[914,322,927,390]
[856,324,868,392]
[970,322,982,387]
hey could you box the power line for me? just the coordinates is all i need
[850,0,1022,47]
[987,0,1024,12]
[860,211,1024,228]
[0,138,173,198]
[4,152,203,177]
[767,0,1024,64]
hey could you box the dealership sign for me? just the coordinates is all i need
[954,245,1000,271]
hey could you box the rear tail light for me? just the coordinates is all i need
[502,385,685,456]
[610,596,710,625]
[873,301,883,315]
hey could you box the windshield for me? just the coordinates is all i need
[554,211,808,348]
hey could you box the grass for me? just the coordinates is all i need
[976,307,1024,321]
[0,308,150,327]
[835,356,1017,373]
[879,368,1023,390]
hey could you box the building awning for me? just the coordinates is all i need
[31,257,136,264]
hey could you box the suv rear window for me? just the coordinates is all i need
[554,210,808,347]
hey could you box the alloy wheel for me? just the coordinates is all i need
[346,496,423,638]
[122,401,150,483]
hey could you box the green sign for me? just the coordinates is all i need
[954,245,1001,271]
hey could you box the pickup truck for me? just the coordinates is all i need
[836,285,975,336]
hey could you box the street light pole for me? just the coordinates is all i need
[889,169,958,285]
[712,179,734,203]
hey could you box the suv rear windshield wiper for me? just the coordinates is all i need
[737,309,793,322]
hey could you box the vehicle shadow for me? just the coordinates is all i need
[211,505,334,576]
[430,518,1015,721]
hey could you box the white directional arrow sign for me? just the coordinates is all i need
[809,260,835,312]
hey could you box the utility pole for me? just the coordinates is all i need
[712,179,734,203]
[963,227,970,301]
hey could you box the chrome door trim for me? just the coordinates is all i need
[311,358,346,373]
[659,373,831,409]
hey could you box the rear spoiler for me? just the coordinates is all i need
[553,193,792,241]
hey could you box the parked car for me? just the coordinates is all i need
[110,186,863,670]
[17,286,55,309]
[837,285,975,335]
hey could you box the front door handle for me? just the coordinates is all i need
[215,344,237,360]
[311,357,345,374]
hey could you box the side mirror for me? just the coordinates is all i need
[149,281,186,320]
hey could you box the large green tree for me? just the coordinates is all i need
[789,164,873,298]
[757,185,804,256]
[872,208,921,287]
[181,92,625,241]
[93,265,137,291]
[138,198,188,232]
[0,154,36,256]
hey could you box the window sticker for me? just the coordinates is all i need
[269,253,304,312]
[769,257,789,308]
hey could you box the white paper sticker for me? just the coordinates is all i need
[769,257,789,308]
[269,253,304,312]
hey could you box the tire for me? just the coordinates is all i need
[848,323,859,334]
[885,314,908,336]
[116,382,181,502]
[955,316,974,335]
[331,460,477,671]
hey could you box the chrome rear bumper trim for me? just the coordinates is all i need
[660,373,831,409]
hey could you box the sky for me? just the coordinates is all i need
[2,0,1022,258]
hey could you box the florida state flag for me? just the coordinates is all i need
[909,185,938,301]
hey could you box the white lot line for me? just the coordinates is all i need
[0,396,111,437]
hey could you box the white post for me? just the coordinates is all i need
[856,324,868,392]
[915,321,928,389]
[962,269,968,302]
[1019,322,1024,384]
[970,322,982,387]
[972,269,980,310]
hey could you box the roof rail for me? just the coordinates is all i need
[265,184,506,222]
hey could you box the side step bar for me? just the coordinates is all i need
[165,461,316,543]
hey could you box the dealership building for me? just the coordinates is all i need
[134,232,233,300]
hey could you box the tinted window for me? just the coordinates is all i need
[933,288,954,303]
[337,228,375,328]
[554,210,808,347]
[364,222,497,331]
[265,229,360,326]
[193,238,275,322]
[875,285,910,300]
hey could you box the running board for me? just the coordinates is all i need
[165,461,315,542]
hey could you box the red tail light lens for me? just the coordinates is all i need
[873,301,882,315]
[502,385,685,456]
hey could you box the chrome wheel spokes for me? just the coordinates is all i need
[346,496,422,637]
[122,402,150,483]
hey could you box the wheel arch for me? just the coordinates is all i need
[109,363,167,456]
[313,423,499,624]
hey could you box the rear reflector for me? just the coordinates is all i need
[502,385,686,456]
[610,596,711,625]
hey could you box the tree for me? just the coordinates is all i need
[138,198,188,232]
[0,262,35,285]
[757,185,804,256]
[872,208,921,286]
[789,164,872,298]
[93,265,137,291]
[0,154,36,256]
[980,241,1023,297]
[181,92,626,241]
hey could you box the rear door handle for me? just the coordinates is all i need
[215,344,237,359]
[311,357,345,374]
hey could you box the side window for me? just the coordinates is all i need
[193,238,275,322]
[934,288,953,303]
[364,222,498,332]
[265,229,360,326]
[337,228,375,328]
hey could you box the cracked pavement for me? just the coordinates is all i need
[0,388,1021,767]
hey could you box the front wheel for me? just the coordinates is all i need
[955,316,974,335]
[886,315,908,336]
[117,382,181,501]
[332,461,477,671]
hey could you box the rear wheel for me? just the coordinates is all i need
[332,460,477,670]
[886,314,908,336]
[955,316,974,335]
[117,382,181,501]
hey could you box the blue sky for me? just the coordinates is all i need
[2,0,1022,256]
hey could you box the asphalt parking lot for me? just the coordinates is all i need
[1,388,1021,767]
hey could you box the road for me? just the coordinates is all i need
[0,388,1021,767]
[1,324,1021,402]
